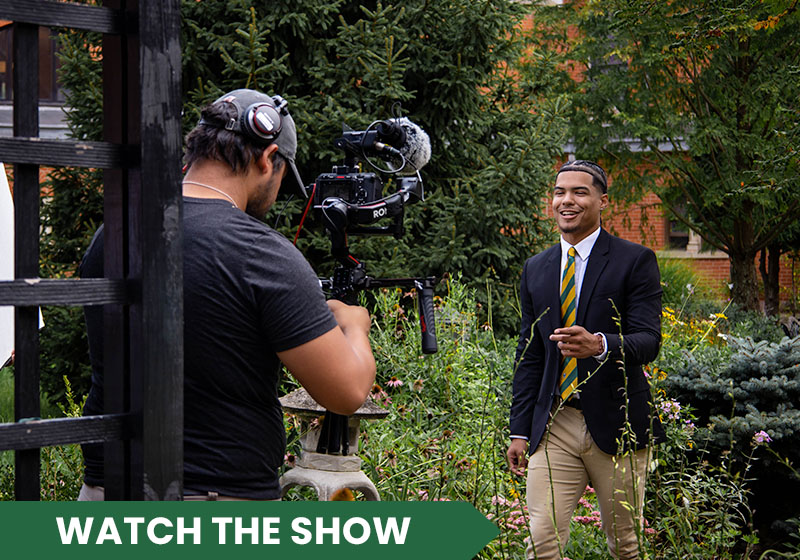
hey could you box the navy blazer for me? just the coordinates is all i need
[509,229,666,455]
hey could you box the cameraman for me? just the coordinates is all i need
[79,89,376,500]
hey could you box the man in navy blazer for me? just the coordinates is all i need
[507,160,665,559]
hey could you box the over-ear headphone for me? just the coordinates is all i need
[239,95,289,144]
[200,91,290,147]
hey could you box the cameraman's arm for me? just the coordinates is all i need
[278,300,376,416]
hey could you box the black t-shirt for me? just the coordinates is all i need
[81,197,337,499]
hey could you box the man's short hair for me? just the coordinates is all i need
[184,89,304,195]
[184,101,266,174]
[557,160,608,194]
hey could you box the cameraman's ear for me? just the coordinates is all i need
[256,144,280,174]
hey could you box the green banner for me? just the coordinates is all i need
[0,501,498,559]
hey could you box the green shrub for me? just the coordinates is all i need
[658,257,717,308]
[282,279,529,555]
[659,334,800,548]
[281,280,773,557]
[723,305,786,344]
[38,306,92,405]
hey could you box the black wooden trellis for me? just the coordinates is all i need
[0,0,183,500]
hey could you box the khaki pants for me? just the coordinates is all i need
[525,406,650,560]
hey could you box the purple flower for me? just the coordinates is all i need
[753,430,772,445]
[659,399,682,420]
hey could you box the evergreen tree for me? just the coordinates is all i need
[663,335,800,540]
[181,0,568,332]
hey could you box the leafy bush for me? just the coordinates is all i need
[646,363,765,558]
[656,300,800,550]
[281,280,779,557]
[723,305,786,344]
[658,258,717,308]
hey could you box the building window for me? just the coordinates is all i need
[668,217,690,250]
[0,22,65,104]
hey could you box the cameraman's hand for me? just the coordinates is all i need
[327,299,372,335]
[278,299,376,416]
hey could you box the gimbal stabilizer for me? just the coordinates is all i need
[307,117,438,455]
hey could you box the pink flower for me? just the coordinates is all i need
[386,376,404,388]
[753,430,772,445]
[659,399,682,420]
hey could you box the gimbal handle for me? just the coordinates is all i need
[321,268,438,355]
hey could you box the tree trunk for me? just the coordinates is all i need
[730,251,760,312]
[759,245,781,316]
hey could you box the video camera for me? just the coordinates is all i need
[308,115,437,354]
[302,114,438,454]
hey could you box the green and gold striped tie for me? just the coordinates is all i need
[559,246,578,402]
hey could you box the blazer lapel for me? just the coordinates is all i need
[577,229,610,325]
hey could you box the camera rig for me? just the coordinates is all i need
[301,116,438,455]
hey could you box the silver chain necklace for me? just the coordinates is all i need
[182,180,239,210]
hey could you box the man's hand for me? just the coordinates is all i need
[327,299,372,334]
[506,438,529,477]
[549,325,603,358]
[278,299,375,416]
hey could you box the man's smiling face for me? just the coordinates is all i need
[552,170,608,245]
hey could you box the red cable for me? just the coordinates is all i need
[294,183,317,246]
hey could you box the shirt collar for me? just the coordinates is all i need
[560,226,602,260]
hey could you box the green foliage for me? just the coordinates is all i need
[724,306,786,344]
[647,444,760,559]
[38,1,568,405]
[179,0,568,334]
[280,281,791,557]
[658,257,717,308]
[284,279,529,556]
[657,303,800,549]
[646,359,762,558]
[55,28,103,142]
[0,373,85,501]
[531,0,800,311]
[662,336,800,457]
[38,306,92,403]
[0,365,14,425]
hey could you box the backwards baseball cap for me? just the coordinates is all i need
[557,160,608,193]
[199,88,307,198]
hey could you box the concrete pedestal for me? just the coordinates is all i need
[280,466,380,501]
[278,388,388,502]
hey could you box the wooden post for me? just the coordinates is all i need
[137,0,183,500]
[12,21,41,501]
